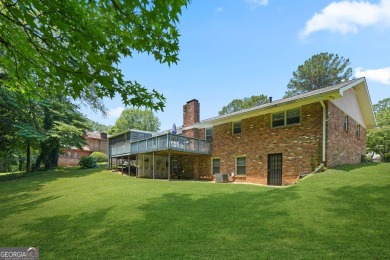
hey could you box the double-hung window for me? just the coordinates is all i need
[233,121,241,135]
[212,158,220,175]
[233,121,242,135]
[344,114,349,131]
[206,128,213,142]
[236,157,246,175]
[356,125,361,138]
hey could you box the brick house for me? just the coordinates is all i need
[59,132,108,166]
[108,78,376,185]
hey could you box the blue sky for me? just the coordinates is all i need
[83,0,390,131]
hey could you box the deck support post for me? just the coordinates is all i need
[128,155,130,177]
[168,150,171,181]
[153,152,155,179]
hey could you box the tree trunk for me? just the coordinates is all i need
[26,142,31,173]
[18,155,23,171]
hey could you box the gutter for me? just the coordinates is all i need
[320,101,326,164]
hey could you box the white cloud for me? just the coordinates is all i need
[245,0,269,8]
[300,0,390,38]
[355,67,390,85]
[108,106,124,118]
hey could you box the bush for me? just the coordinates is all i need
[90,152,108,162]
[383,153,390,162]
[78,156,98,169]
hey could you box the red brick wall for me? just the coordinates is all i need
[58,150,91,166]
[182,99,201,138]
[207,103,324,185]
[326,101,366,167]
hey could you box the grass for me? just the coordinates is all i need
[0,163,389,259]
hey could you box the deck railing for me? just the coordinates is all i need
[110,133,211,156]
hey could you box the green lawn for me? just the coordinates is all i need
[0,164,389,259]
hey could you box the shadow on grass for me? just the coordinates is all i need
[12,188,301,259]
[0,167,107,219]
[2,165,389,259]
[331,162,380,172]
[312,183,390,259]
[0,167,106,190]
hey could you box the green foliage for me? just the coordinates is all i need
[367,97,390,160]
[0,87,90,171]
[218,94,269,115]
[373,97,390,127]
[90,152,108,163]
[383,153,390,162]
[366,126,390,157]
[0,0,189,110]
[86,119,111,133]
[78,156,98,169]
[109,108,161,134]
[285,52,352,97]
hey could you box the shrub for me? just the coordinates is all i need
[90,152,108,162]
[383,153,390,162]
[78,156,98,169]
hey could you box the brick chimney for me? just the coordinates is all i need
[182,99,200,138]
[183,99,200,127]
[100,132,107,140]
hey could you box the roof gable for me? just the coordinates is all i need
[190,78,376,129]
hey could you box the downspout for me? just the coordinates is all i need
[320,101,326,164]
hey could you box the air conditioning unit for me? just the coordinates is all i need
[215,173,229,183]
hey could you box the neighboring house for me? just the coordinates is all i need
[108,78,376,185]
[59,132,108,166]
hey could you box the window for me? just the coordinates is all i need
[287,109,300,125]
[356,125,361,138]
[272,108,301,127]
[233,121,242,135]
[206,128,213,142]
[344,114,349,131]
[272,112,285,127]
[236,157,246,175]
[73,152,78,159]
[67,151,72,159]
[212,158,220,175]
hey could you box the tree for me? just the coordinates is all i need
[285,53,352,98]
[367,127,390,157]
[0,0,189,111]
[85,119,111,133]
[109,108,160,134]
[367,97,390,160]
[218,95,268,115]
[373,98,390,127]
[0,86,89,172]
